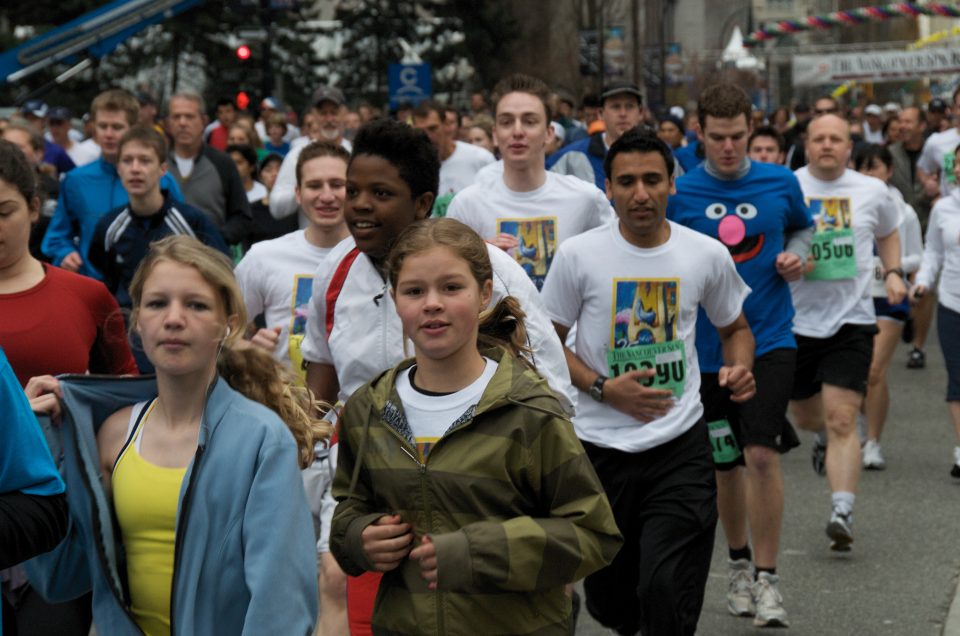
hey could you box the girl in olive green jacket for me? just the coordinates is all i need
[330,218,621,635]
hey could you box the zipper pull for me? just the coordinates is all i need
[400,446,425,473]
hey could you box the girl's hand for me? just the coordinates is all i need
[910,284,928,305]
[24,375,64,424]
[409,535,438,590]
[360,514,413,572]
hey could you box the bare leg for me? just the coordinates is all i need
[821,385,864,494]
[743,446,783,570]
[865,320,903,442]
[317,552,348,636]
[716,467,749,552]
[911,290,936,352]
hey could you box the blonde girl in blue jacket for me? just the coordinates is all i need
[27,235,326,635]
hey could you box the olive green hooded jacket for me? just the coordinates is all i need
[330,348,622,635]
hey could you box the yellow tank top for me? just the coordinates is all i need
[112,400,187,636]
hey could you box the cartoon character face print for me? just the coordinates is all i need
[704,201,764,264]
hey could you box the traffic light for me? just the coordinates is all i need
[236,91,250,110]
[236,44,252,61]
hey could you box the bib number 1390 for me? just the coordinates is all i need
[607,340,686,397]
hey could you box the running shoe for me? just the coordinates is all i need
[727,558,755,617]
[811,435,826,476]
[826,508,853,552]
[907,348,926,369]
[863,439,886,470]
[952,448,960,479]
[752,572,789,628]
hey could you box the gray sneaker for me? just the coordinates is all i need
[752,572,789,627]
[863,439,886,470]
[727,558,755,616]
[826,508,853,552]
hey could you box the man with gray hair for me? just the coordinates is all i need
[166,91,250,244]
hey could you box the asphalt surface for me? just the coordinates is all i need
[576,333,960,635]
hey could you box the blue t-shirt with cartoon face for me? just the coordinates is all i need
[667,161,813,371]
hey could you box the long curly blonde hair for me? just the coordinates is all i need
[129,236,331,467]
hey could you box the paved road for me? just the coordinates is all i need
[576,335,960,635]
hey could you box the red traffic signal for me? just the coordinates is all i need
[236,44,252,61]
[236,91,250,110]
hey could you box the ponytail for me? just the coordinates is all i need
[218,344,333,468]
[477,296,534,369]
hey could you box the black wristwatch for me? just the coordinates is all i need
[589,375,607,402]
[883,267,905,281]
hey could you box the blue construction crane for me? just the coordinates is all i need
[0,0,204,86]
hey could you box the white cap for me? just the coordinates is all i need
[550,121,566,142]
[669,105,685,119]
[864,104,883,116]
[884,101,900,113]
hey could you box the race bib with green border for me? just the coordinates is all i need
[607,340,686,398]
[707,418,741,464]
[806,228,856,280]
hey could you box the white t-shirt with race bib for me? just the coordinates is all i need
[791,168,900,339]
[396,358,498,461]
[541,220,750,453]
[439,141,496,197]
[448,171,613,290]
[235,230,335,377]
[917,127,960,199]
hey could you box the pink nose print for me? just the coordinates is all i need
[718,215,746,246]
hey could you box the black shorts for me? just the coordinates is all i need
[700,348,800,471]
[791,323,877,400]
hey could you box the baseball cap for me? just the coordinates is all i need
[47,106,72,122]
[261,97,279,110]
[312,86,345,107]
[550,121,566,143]
[20,100,48,118]
[929,98,948,113]
[884,102,900,113]
[659,114,685,133]
[600,81,643,104]
[864,104,883,116]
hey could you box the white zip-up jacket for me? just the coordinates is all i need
[300,236,577,413]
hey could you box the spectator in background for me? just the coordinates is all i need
[442,106,461,144]
[470,91,491,117]
[748,125,787,165]
[41,89,184,279]
[546,121,565,156]
[226,145,295,251]
[19,100,75,176]
[135,91,160,130]
[166,92,251,245]
[770,106,790,135]
[883,116,903,146]
[269,85,351,223]
[751,108,766,130]
[264,113,291,157]
[255,97,279,142]
[466,115,496,156]
[47,107,100,167]
[3,122,59,260]
[343,110,361,140]
[926,98,950,135]
[228,121,267,161]
[205,97,236,151]
[890,106,930,226]
[412,100,495,208]
[657,114,686,150]
[862,104,884,144]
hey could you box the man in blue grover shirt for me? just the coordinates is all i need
[41,90,182,280]
[667,83,813,628]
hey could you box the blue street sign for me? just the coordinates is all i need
[388,63,432,110]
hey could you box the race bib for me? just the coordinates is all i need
[607,340,686,398]
[945,152,956,185]
[806,228,857,280]
[708,418,741,464]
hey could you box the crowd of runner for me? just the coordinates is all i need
[1,72,958,636]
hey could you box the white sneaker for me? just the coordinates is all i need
[727,558,755,616]
[752,572,789,627]
[863,439,886,470]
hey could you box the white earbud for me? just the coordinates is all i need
[224,327,232,339]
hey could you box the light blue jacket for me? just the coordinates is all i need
[25,375,318,635]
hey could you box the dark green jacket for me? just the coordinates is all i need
[331,348,621,635]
